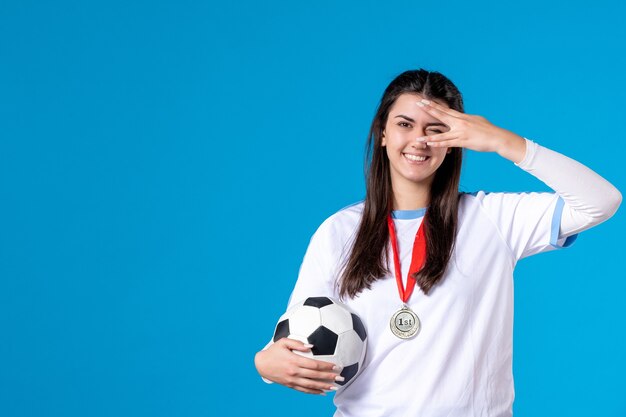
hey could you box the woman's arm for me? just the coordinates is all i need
[414,98,622,238]
[498,135,622,238]
[255,216,345,394]
[255,337,340,395]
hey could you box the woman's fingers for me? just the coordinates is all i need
[416,131,457,143]
[297,362,343,384]
[294,355,343,385]
[291,374,338,393]
[284,338,314,352]
[283,365,340,396]
[275,338,342,395]
[416,131,463,148]
[285,341,339,374]
[293,386,327,395]
[291,381,328,395]
[414,100,512,154]
[418,99,467,120]
[426,138,462,148]
[297,355,338,371]
[417,103,453,127]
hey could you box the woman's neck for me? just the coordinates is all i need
[391,179,431,210]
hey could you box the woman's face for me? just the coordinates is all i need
[382,93,452,190]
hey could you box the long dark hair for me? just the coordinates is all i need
[338,69,465,301]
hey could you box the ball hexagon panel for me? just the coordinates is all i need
[288,305,322,338]
[319,303,353,335]
[335,331,366,368]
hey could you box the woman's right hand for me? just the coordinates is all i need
[254,337,344,395]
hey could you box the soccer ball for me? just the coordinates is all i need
[271,296,367,389]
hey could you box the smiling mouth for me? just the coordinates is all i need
[403,153,430,162]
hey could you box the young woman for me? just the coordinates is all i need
[253,69,622,417]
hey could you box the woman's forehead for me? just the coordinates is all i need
[389,94,448,124]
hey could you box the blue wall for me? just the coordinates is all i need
[1,1,624,416]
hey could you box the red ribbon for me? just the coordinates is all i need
[387,212,427,303]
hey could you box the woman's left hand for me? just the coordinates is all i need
[416,98,527,163]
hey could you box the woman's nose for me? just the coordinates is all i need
[411,139,428,149]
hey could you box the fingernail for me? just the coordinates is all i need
[332,365,342,371]
[415,137,426,142]
[304,343,314,348]
[421,99,431,104]
[416,101,425,107]
[335,375,345,382]
[320,391,327,396]
[329,386,338,391]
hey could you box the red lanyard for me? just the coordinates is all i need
[387,212,427,303]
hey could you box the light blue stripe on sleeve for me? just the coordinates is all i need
[550,195,579,248]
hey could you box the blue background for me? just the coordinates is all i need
[1,1,624,416]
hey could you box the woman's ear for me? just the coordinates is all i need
[382,130,386,146]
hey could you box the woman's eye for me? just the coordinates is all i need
[398,122,411,128]
[428,130,443,134]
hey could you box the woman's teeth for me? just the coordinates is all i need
[404,154,428,162]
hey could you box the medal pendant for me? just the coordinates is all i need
[390,304,420,339]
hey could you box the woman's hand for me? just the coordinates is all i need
[415,98,527,164]
[254,337,344,396]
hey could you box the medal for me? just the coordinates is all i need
[387,211,427,339]
[390,303,420,339]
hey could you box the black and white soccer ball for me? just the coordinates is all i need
[271,296,367,389]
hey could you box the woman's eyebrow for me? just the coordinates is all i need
[394,114,447,127]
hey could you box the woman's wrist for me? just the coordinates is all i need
[495,131,527,164]
[255,350,275,384]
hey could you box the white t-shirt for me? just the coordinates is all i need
[275,191,578,417]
